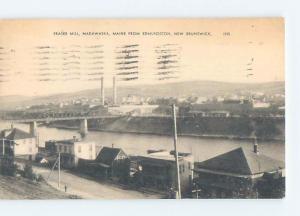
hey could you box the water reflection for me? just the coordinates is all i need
[0,122,284,162]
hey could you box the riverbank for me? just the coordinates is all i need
[42,115,285,141]
[46,123,285,142]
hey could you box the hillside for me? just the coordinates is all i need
[0,80,284,110]
[0,175,76,199]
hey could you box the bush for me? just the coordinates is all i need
[0,156,17,176]
[23,163,35,180]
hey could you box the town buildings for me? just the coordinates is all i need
[45,137,96,168]
[131,150,194,195]
[107,104,159,116]
[0,127,38,160]
[193,146,285,198]
[77,146,130,182]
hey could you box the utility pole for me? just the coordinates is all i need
[47,152,61,188]
[58,152,61,188]
[2,139,4,155]
[36,132,40,148]
[172,104,181,199]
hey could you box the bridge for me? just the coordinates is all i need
[2,115,120,137]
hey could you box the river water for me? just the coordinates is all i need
[0,122,285,162]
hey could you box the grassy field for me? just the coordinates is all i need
[0,175,78,199]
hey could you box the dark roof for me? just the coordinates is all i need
[0,129,12,138]
[95,147,125,166]
[135,155,175,166]
[195,147,285,175]
[190,103,252,113]
[56,139,76,145]
[46,138,81,145]
[5,128,34,140]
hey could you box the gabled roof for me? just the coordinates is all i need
[0,129,12,138]
[5,128,35,140]
[95,147,126,166]
[196,147,285,175]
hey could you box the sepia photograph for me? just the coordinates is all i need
[0,18,285,199]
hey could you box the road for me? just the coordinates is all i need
[32,166,162,199]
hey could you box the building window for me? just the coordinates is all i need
[188,162,191,170]
[64,146,67,153]
[89,145,92,151]
[29,147,32,153]
[78,146,81,153]
[59,145,62,152]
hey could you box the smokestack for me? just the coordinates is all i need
[253,136,259,154]
[101,77,105,106]
[113,76,117,105]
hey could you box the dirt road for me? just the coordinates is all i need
[33,166,162,199]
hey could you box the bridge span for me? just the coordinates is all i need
[2,115,120,137]
[5,115,119,123]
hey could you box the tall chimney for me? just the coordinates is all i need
[113,76,117,105]
[101,77,105,106]
[253,136,259,154]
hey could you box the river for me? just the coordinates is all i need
[0,122,285,162]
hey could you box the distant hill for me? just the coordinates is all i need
[0,80,284,110]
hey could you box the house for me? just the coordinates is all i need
[78,146,130,182]
[0,128,38,160]
[122,95,142,105]
[194,96,208,104]
[188,110,206,118]
[186,109,230,118]
[88,105,108,116]
[204,110,230,118]
[193,146,285,198]
[45,136,96,168]
[131,150,194,195]
[188,102,252,116]
[108,105,159,116]
[253,101,271,109]
[95,146,129,180]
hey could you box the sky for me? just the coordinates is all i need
[0,18,284,96]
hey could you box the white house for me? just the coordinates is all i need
[0,128,38,160]
[47,137,96,168]
[253,101,271,109]
[108,104,159,116]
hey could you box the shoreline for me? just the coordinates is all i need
[45,124,285,143]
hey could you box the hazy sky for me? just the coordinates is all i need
[0,18,284,96]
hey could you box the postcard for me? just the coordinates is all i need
[0,18,284,199]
